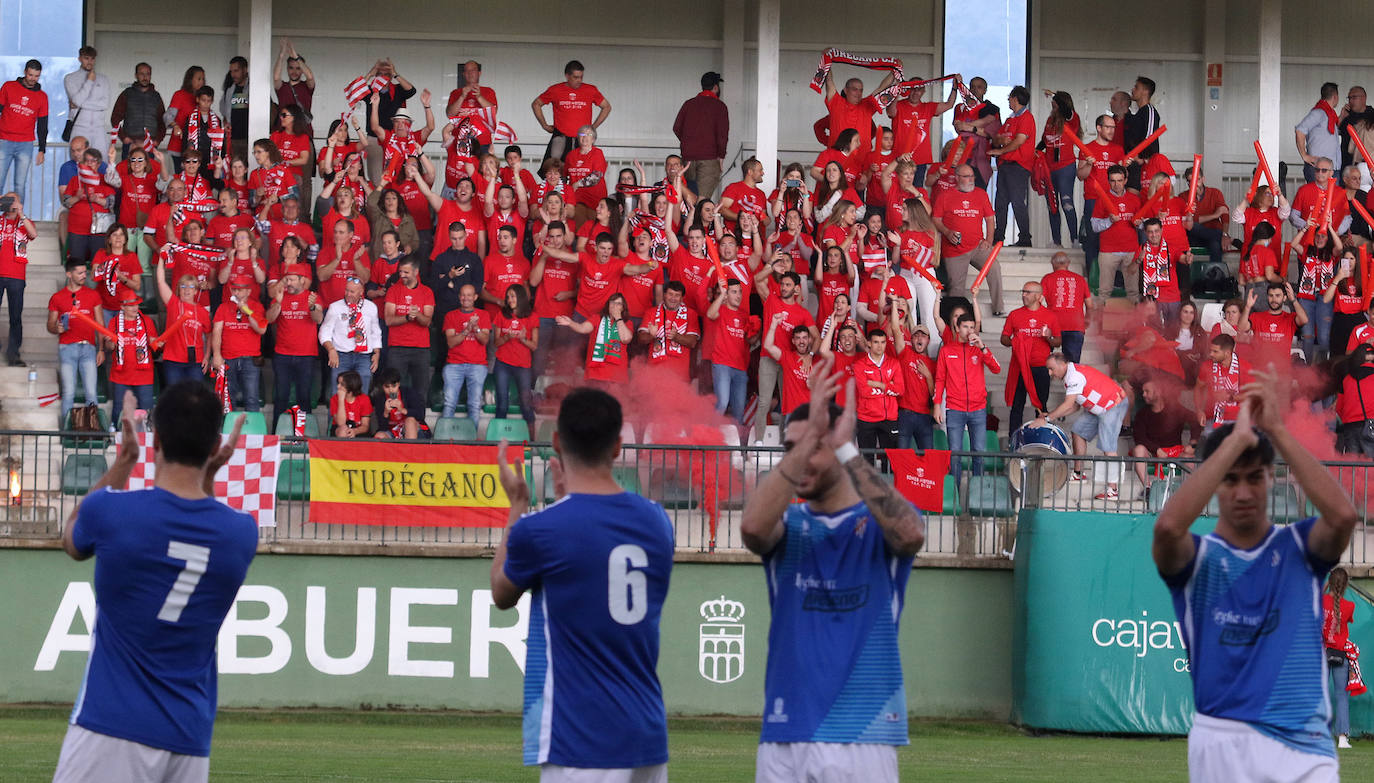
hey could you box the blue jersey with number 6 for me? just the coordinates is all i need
[69,486,258,756]
[504,492,674,768]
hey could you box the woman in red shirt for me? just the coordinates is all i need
[1291,224,1341,363]
[558,292,632,386]
[1231,184,1290,248]
[166,66,205,171]
[104,145,162,239]
[154,251,211,385]
[217,227,266,303]
[319,116,366,186]
[271,104,315,206]
[817,199,861,269]
[104,290,156,425]
[1325,251,1366,358]
[565,124,608,225]
[62,148,117,263]
[813,244,857,324]
[576,197,621,252]
[248,138,299,221]
[767,163,814,231]
[812,161,863,224]
[1322,567,1356,748]
[319,181,372,249]
[810,128,862,187]
[492,283,539,430]
[329,370,373,438]
[1037,91,1081,248]
[91,225,142,313]
[773,207,817,277]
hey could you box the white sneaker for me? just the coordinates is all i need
[1339,735,1352,749]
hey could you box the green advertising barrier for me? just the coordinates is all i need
[0,549,1013,720]
[1012,510,1374,736]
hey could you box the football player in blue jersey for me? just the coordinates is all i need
[1154,367,1358,782]
[491,387,675,783]
[740,358,926,782]
[53,386,256,783]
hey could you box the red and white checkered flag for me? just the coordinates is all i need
[119,431,281,527]
[343,75,371,106]
[78,165,101,187]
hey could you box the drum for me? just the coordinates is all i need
[1008,422,1071,498]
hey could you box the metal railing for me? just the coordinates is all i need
[5,430,1374,564]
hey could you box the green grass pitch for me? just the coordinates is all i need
[2,707,1369,781]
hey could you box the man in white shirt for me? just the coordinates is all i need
[63,46,112,156]
[319,277,381,393]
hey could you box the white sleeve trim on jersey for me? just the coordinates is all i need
[537,590,554,765]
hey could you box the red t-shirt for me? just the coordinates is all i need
[165,89,195,154]
[168,245,218,309]
[898,347,935,414]
[710,304,752,372]
[444,308,492,364]
[1094,191,1142,253]
[485,208,526,255]
[444,147,476,190]
[862,149,898,206]
[322,209,371,250]
[538,82,607,136]
[63,178,115,236]
[763,296,817,343]
[996,110,1036,168]
[853,353,903,422]
[208,212,255,250]
[668,247,714,314]
[1082,139,1124,191]
[482,253,531,317]
[1001,307,1060,364]
[432,201,484,257]
[617,254,663,318]
[266,220,317,266]
[575,253,629,320]
[583,317,628,383]
[892,101,940,162]
[813,148,862,186]
[272,291,319,357]
[720,181,767,227]
[777,347,813,415]
[90,250,143,312]
[1040,114,1082,171]
[106,313,157,386]
[494,313,535,368]
[385,283,435,348]
[0,80,47,142]
[114,163,162,227]
[1240,243,1279,281]
[330,393,374,429]
[161,296,211,363]
[532,249,578,319]
[270,131,313,173]
[394,179,434,232]
[1140,241,1181,303]
[826,93,881,153]
[1247,311,1299,360]
[219,253,264,303]
[564,146,608,207]
[858,275,912,320]
[1334,278,1364,315]
[446,85,499,145]
[317,242,370,305]
[1041,269,1090,331]
[816,271,851,323]
[47,286,103,345]
[213,300,264,359]
[932,187,994,257]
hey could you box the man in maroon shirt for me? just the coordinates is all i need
[673,72,729,200]
[272,39,315,135]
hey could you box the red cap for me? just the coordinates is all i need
[285,263,312,279]
[230,275,255,288]
[117,289,142,305]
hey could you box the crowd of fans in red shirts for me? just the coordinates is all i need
[2,44,1374,479]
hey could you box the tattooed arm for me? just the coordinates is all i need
[830,377,926,557]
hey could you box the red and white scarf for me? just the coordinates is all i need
[809,48,903,93]
[1140,240,1172,298]
[115,310,149,367]
[95,253,130,301]
[1211,352,1241,423]
[0,216,28,262]
[185,110,225,162]
[215,366,231,412]
[874,74,959,111]
[447,117,479,156]
[381,130,421,184]
[627,210,669,263]
[346,298,369,352]
[649,304,690,362]
[262,163,292,201]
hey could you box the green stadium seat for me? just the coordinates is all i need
[276,457,311,501]
[942,475,960,515]
[62,454,108,496]
[649,468,697,510]
[485,418,531,442]
[613,466,642,495]
[983,431,1003,471]
[224,411,268,435]
[433,416,478,441]
[481,375,523,415]
[1268,482,1304,523]
[61,407,110,449]
[965,475,1015,517]
[933,429,949,451]
[275,411,321,453]
[1147,476,1184,513]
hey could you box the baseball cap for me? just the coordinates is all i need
[701,72,724,90]
[913,324,930,335]
[285,263,312,279]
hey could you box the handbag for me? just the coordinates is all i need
[1329,647,1347,667]
[91,210,115,234]
[70,403,100,432]
[61,107,81,143]
[1354,370,1374,444]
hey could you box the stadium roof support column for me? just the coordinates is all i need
[239,0,274,149]
[1201,0,1225,187]
[1257,0,1282,181]
[722,0,744,184]
[754,0,780,184]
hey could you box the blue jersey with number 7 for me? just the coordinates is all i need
[69,486,258,756]
[503,492,674,769]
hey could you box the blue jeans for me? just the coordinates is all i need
[1060,330,1084,363]
[993,162,1031,244]
[329,350,373,397]
[58,342,98,421]
[162,360,205,388]
[1301,297,1334,363]
[0,276,23,361]
[0,139,33,199]
[897,408,934,451]
[712,363,748,424]
[1329,654,1351,736]
[493,360,535,428]
[946,407,987,485]
[443,362,487,425]
[1080,198,1098,277]
[226,356,261,411]
[273,354,317,417]
[1047,164,1078,246]
[110,382,154,427]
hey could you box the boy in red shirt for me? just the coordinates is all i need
[532,60,610,162]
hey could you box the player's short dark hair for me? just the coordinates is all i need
[195,85,215,101]
[1321,82,1339,100]
[337,370,363,397]
[564,60,585,75]
[785,400,844,432]
[498,225,518,240]
[867,328,888,341]
[546,220,566,233]
[1135,76,1156,97]
[956,313,976,327]
[153,382,225,468]
[557,388,622,465]
[595,232,615,246]
[1009,85,1030,105]
[24,59,41,72]
[503,145,522,159]
[447,220,467,233]
[65,258,87,272]
[1199,424,1274,467]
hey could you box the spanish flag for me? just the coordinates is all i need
[308,440,526,527]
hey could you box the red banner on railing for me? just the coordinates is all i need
[308,440,525,527]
